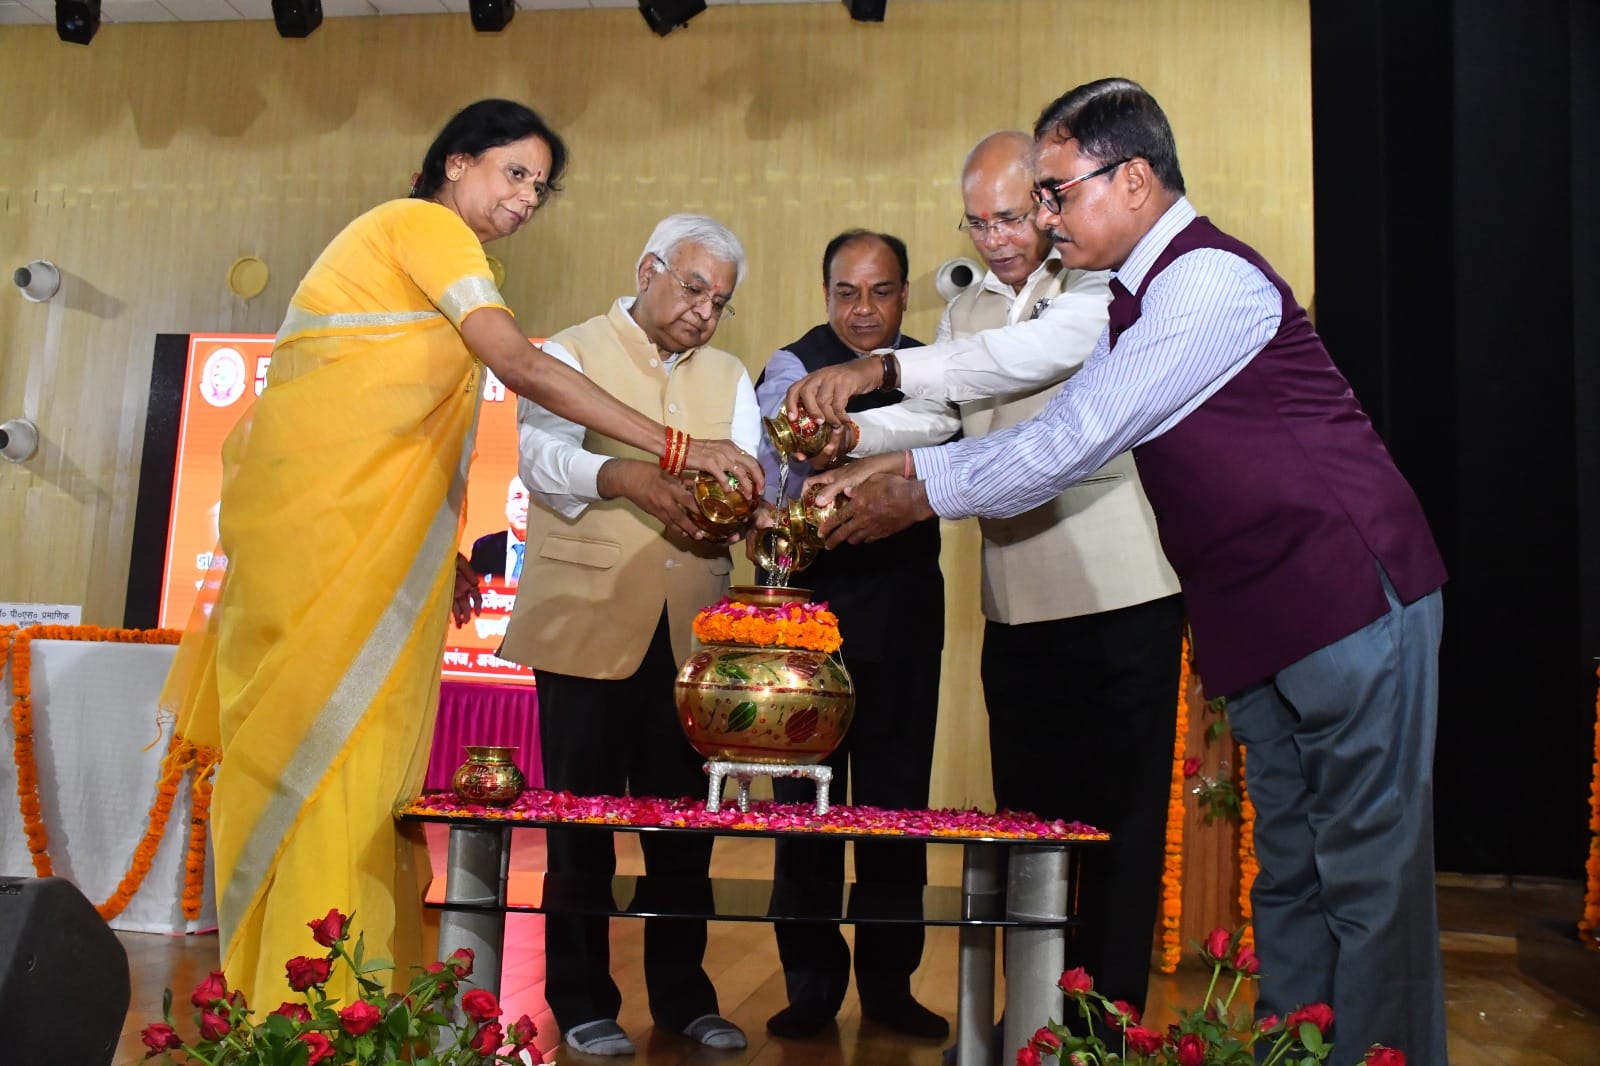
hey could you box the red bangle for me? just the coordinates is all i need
[903,450,914,479]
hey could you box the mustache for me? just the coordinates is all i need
[1046,229,1071,244]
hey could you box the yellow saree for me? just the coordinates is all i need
[163,199,507,1006]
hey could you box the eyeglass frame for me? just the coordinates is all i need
[956,208,1037,239]
[652,254,736,319]
[1031,158,1132,214]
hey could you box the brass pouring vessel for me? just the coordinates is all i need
[762,410,832,459]
[690,471,755,538]
[753,483,839,576]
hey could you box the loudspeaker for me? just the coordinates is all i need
[843,0,886,22]
[55,0,99,45]
[638,0,705,37]
[270,0,322,38]
[469,0,513,32]
[0,878,130,1065]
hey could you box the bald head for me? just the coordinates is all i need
[958,130,1053,292]
[962,130,1035,186]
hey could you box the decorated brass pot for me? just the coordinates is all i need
[451,745,526,806]
[763,410,831,459]
[675,586,854,764]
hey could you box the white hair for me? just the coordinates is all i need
[636,213,748,287]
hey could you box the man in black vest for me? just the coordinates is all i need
[752,230,951,1041]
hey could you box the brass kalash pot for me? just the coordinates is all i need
[674,584,854,767]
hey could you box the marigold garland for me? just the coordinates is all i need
[1158,632,1191,973]
[4,624,214,921]
[1580,664,1600,952]
[1237,746,1257,951]
[691,597,842,654]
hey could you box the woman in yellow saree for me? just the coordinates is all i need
[162,100,761,1008]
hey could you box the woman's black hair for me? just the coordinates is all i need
[411,99,569,200]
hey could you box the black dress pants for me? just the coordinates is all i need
[770,645,941,1014]
[982,594,1184,1014]
[537,609,718,1033]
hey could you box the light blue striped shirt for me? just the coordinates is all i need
[915,198,1283,520]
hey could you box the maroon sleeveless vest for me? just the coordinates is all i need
[1123,217,1446,695]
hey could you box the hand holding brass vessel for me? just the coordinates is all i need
[753,484,840,575]
[690,470,755,538]
[763,409,831,459]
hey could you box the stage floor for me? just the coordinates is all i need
[110,834,1598,1065]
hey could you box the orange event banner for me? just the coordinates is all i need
[161,334,535,685]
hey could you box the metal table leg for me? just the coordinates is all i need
[437,824,511,995]
[1003,845,1069,1060]
[958,844,1005,1066]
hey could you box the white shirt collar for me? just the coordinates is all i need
[979,248,1063,304]
[1113,197,1197,294]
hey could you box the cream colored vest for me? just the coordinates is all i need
[952,265,1180,623]
[499,302,743,679]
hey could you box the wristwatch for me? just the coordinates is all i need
[874,348,899,392]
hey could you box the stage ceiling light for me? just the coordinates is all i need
[270,0,322,38]
[55,0,99,45]
[469,0,513,32]
[843,0,886,22]
[639,0,705,37]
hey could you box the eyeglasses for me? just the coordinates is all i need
[655,256,735,318]
[957,209,1036,240]
[1031,158,1131,214]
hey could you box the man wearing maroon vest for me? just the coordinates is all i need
[791,79,1448,1065]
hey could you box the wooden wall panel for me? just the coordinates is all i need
[0,0,1311,808]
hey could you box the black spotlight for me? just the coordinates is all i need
[469,0,513,32]
[55,0,99,45]
[270,0,322,38]
[843,0,886,21]
[638,0,705,37]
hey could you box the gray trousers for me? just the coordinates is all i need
[1226,573,1446,1066]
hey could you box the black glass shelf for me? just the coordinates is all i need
[427,873,1080,929]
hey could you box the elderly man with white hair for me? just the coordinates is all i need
[498,214,761,1056]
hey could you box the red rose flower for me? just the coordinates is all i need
[471,1021,504,1055]
[1105,999,1142,1031]
[272,1002,312,1023]
[1232,946,1261,974]
[1287,1003,1335,1035]
[1365,1046,1406,1066]
[340,1000,382,1036]
[1016,1047,1042,1066]
[1030,1026,1061,1054]
[1176,1032,1206,1066]
[1202,927,1232,962]
[299,1031,335,1065]
[507,1013,539,1050]
[1183,755,1202,777]
[307,908,348,948]
[190,970,229,1009]
[140,1022,183,1053]
[1124,1025,1164,1056]
[1057,966,1093,996]
[461,988,502,1024]
[446,947,475,977]
[285,955,332,992]
[198,1011,231,1041]
[1257,1013,1281,1033]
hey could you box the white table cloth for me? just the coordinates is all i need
[0,638,217,934]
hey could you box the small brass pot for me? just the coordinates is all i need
[763,411,831,459]
[451,745,526,807]
[690,470,755,538]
